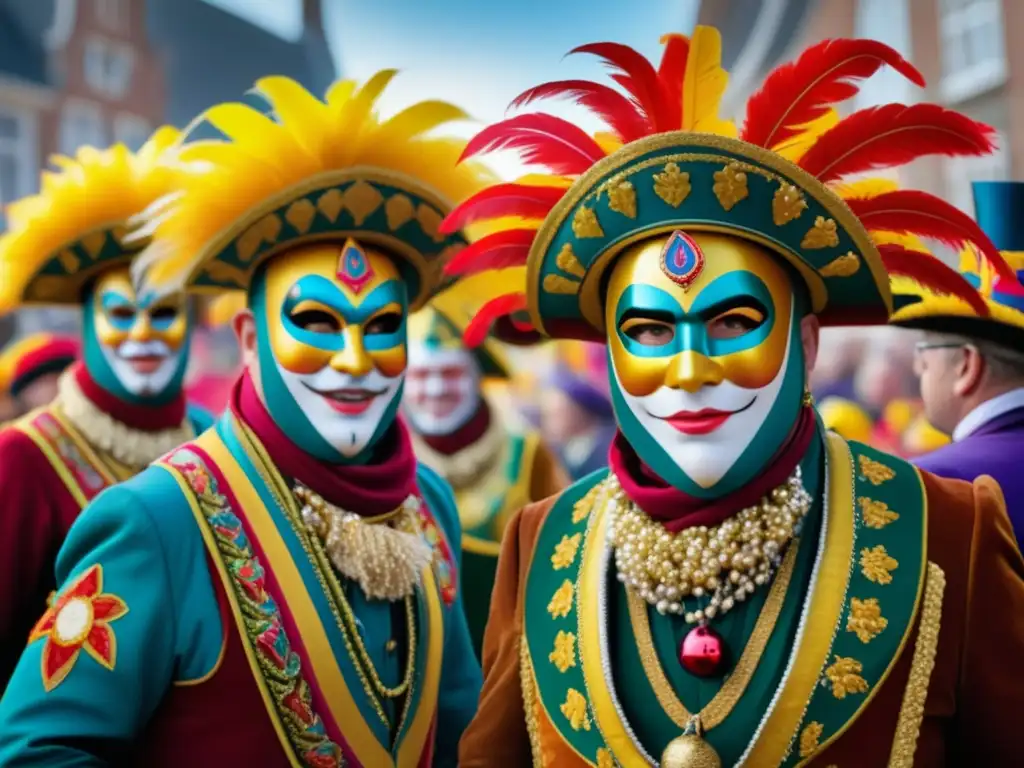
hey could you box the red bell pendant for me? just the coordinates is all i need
[679,624,728,678]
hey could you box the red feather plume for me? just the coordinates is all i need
[657,33,689,128]
[879,244,990,316]
[741,38,925,149]
[508,80,648,143]
[570,42,672,131]
[465,293,529,348]
[459,113,605,175]
[846,190,1016,285]
[442,230,535,277]
[440,184,565,234]
[797,104,996,183]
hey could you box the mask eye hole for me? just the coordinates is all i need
[109,305,135,322]
[290,308,341,335]
[364,311,402,336]
[150,306,178,323]
[706,304,766,340]
[619,314,676,346]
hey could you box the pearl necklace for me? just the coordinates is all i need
[607,468,812,624]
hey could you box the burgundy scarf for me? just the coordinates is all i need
[233,372,416,516]
[75,362,187,431]
[417,400,491,455]
[609,404,817,533]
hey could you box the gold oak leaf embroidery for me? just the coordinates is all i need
[858,497,900,530]
[653,162,691,207]
[572,206,604,238]
[823,656,869,699]
[552,533,583,570]
[858,455,895,485]
[597,748,615,768]
[549,630,577,673]
[800,721,824,758]
[818,252,860,278]
[548,580,575,619]
[561,688,592,731]
[801,216,840,249]
[847,597,888,643]
[712,163,749,211]
[860,544,899,585]
[607,180,637,218]
[772,183,807,225]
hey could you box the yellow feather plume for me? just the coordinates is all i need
[135,73,495,295]
[681,26,737,137]
[831,177,899,200]
[0,127,182,313]
[772,109,839,162]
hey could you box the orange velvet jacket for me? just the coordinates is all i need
[460,463,1024,767]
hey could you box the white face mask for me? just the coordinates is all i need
[612,309,794,489]
[402,344,481,436]
[102,339,184,398]
[276,360,405,459]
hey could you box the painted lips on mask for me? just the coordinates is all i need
[117,339,172,375]
[301,380,389,416]
[659,397,757,435]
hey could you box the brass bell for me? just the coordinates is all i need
[660,733,723,768]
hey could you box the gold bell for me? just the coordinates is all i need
[661,716,722,768]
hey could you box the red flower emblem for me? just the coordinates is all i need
[29,564,129,692]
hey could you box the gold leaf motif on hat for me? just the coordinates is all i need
[858,454,895,485]
[712,163,748,212]
[560,688,591,731]
[572,205,604,239]
[236,214,281,263]
[284,198,317,234]
[555,243,586,278]
[552,533,582,570]
[858,497,900,529]
[802,216,840,250]
[385,194,415,231]
[847,597,888,643]
[547,580,574,618]
[548,630,576,672]
[823,655,869,699]
[341,181,384,226]
[799,721,824,758]
[819,251,860,278]
[653,162,691,208]
[543,274,581,295]
[203,260,249,288]
[317,188,345,222]
[111,225,129,247]
[58,249,80,273]
[81,230,107,258]
[860,545,899,585]
[416,203,445,243]
[607,180,637,219]
[772,183,807,226]
[596,748,615,768]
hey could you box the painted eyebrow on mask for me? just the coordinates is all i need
[618,307,676,325]
[696,294,769,320]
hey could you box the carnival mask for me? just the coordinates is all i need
[403,309,482,436]
[605,231,806,498]
[82,266,191,404]
[251,239,408,463]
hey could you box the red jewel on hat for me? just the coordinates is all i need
[679,624,728,678]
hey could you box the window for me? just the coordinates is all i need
[940,0,1007,103]
[95,0,128,32]
[84,38,134,100]
[854,0,913,108]
[113,113,151,151]
[0,107,38,230]
[59,100,106,156]
[944,130,1009,215]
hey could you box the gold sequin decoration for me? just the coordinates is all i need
[551,533,582,570]
[520,641,546,767]
[542,274,581,295]
[802,216,840,249]
[317,188,344,222]
[607,180,637,219]
[284,198,317,234]
[772,183,808,226]
[548,630,576,673]
[888,562,945,768]
[823,656,869,699]
[859,497,900,530]
[560,688,591,731]
[800,721,824,758]
[860,545,899,585]
[572,205,604,238]
[712,163,749,211]
[342,180,384,226]
[653,162,691,207]
[385,194,415,230]
[236,214,282,263]
[547,580,574,619]
[597,748,615,768]
[847,597,888,643]
[858,455,895,486]
[555,243,586,278]
[819,251,860,278]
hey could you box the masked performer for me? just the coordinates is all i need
[0,130,213,691]
[0,73,487,767]
[448,28,1024,767]
[404,281,567,656]
[0,333,79,417]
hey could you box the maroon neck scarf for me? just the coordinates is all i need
[418,400,491,455]
[75,362,187,431]
[233,372,416,516]
[609,405,817,533]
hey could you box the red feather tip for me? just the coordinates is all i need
[440,184,565,234]
[848,190,1016,286]
[741,37,925,149]
[459,113,606,176]
[465,293,529,348]
[508,79,648,144]
[442,229,535,277]
[797,103,996,183]
[569,41,671,131]
[657,33,689,128]
[879,244,990,317]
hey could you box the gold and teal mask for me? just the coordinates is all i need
[82,265,191,405]
[251,239,409,463]
[606,231,807,498]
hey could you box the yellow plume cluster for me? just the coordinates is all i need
[135,73,495,294]
[0,127,182,312]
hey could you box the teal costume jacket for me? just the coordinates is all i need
[0,412,481,767]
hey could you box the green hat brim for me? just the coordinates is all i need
[22,224,139,306]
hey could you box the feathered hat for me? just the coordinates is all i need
[0,127,182,313]
[440,28,1010,342]
[0,333,79,397]
[132,74,495,311]
[891,181,1024,348]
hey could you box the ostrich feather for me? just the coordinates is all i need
[570,42,671,131]
[465,293,529,348]
[879,244,990,316]
[440,183,565,234]
[772,109,839,162]
[508,80,648,142]
[658,33,690,127]
[459,113,606,175]
[442,230,535,277]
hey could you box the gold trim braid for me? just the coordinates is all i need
[520,637,546,767]
[887,561,945,768]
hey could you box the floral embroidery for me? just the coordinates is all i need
[549,630,576,673]
[551,533,582,570]
[31,411,108,497]
[847,597,888,643]
[858,455,895,486]
[823,655,869,700]
[29,564,128,692]
[166,449,344,768]
[799,721,824,758]
[597,747,616,767]
[560,688,591,731]
[416,500,458,605]
[860,545,899,585]
[858,497,900,529]
[547,580,575,619]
